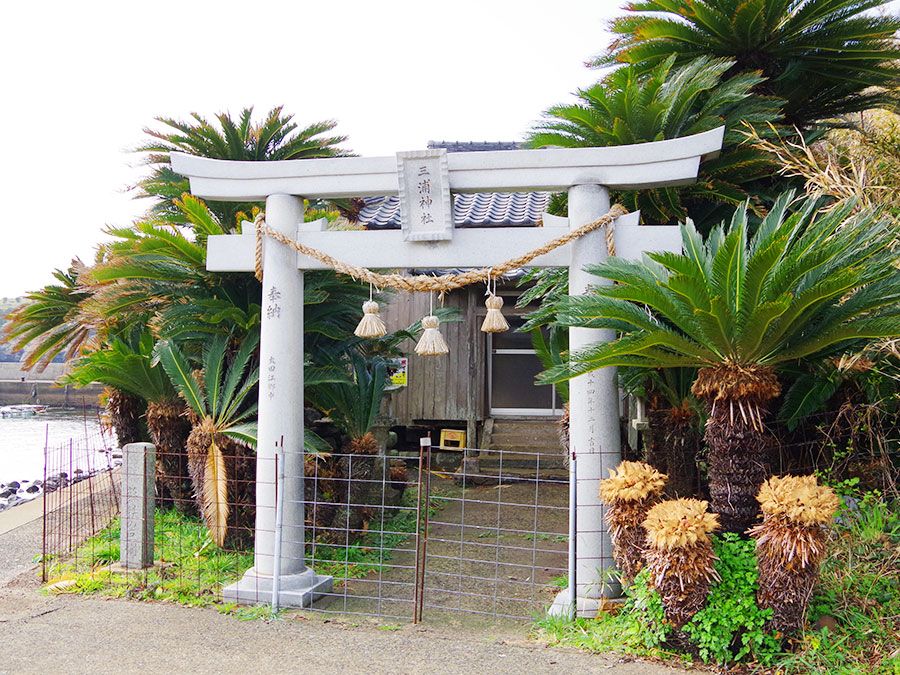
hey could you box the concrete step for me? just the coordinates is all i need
[489,433,562,446]
[454,466,570,484]
[490,419,561,433]
[486,445,562,458]
[479,451,567,470]
[489,419,562,446]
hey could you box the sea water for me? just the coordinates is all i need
[0,409,111,486]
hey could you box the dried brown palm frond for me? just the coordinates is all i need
[346,431,380,456]
[742,118,900,217]
[643,499,720,631]
[748,475,839,637]
[188,418,228,547]
[185,418,256,549]
[598,461,668,584]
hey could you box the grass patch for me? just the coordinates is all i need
[308,497,421,581]
[45,488,428,609]
[533,494,900,674]
[45,511,253,607]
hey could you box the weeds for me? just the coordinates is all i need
[780,494,900,674]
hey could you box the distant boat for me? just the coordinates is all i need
[0,404,49,418]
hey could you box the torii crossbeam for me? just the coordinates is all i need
[171,127,724,614]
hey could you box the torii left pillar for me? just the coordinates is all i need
[223,194,333,606]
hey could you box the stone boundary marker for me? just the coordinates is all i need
[121,442,155,569]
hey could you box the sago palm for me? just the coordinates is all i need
[624,365,703,497]
[136,106,352,228]
[64,331,194,513]
[598,0,900,128]
[1,261,146,444]
[308,353,388,538]
[528,55,781,223]
[2,261,101,372]
[543,192,900,532]
[155,332,259,547]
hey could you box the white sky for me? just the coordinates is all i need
[0,0,623,299]
[5,1,897,300]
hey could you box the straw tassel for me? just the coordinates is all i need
[481,294,509,333]
[415,315,449,356]
[354,300,387,338]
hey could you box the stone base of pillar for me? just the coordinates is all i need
[223,567,333,607]
[548,586,623,619]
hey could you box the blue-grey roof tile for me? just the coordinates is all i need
[358,141,549,229]
[359,192,552,229]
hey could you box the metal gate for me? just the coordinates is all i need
[303,436,569,623]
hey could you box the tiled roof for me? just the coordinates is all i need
[358,140,550,229]
[427,140,524,152]
[358,192,552,229]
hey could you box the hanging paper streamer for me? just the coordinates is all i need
[481,294,509,333]
[415,315,449,356]
[354,300,387,338]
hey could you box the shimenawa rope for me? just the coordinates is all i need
[252,204,627,290]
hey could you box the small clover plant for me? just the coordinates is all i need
[684,533,780,664]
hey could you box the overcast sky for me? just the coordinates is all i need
[0,0,624,298]
[6,1,898,300]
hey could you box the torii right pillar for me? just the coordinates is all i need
[567,183,622,615]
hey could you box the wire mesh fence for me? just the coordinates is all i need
[415,445,569,622]
[41,422,121,582]
[45,435,569,622]
[43,402,893,620]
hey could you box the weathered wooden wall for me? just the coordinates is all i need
[381,287,485,427]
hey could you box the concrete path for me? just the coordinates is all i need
[0,500,690,675]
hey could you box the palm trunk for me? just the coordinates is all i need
[105,387,144,446]
[664,414,701,498]
[598,461,667,586]
[693,365,780,534]
[331,432,381,541]
[704,406,771,533]
[644,409,669,475]
[146,399,194,515]
[643,499,720,649]
[749,475,839,637]
[557,403,570,468]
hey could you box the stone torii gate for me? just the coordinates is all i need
[171,127,723,614]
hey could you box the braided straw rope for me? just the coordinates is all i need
[253,203,627,291]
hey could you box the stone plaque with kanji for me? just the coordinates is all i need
[397,149,452,241]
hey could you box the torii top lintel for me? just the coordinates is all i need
[169,127,724,201]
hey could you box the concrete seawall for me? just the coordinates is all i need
[0,363,103,408]
[0,380,104,408]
